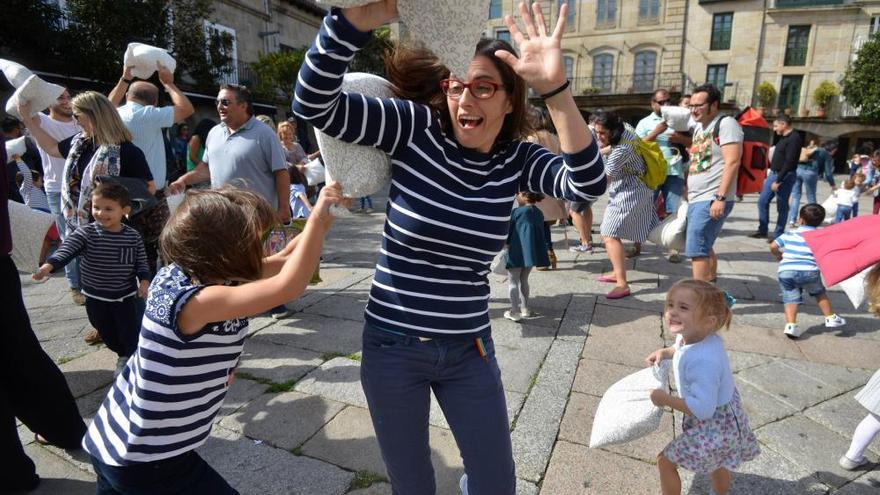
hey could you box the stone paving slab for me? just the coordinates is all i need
[727,350,774,373]
[218,391,346,451]
[795,333,880,370]
[251,313,364,355]
[835,472,880,495]
[489,318,557,352]
[199,425,354,495]
[737,360,842,411]
[582,326,664,369]
[59,347,117,398]
[735,378,800,429]
[216,376,268,420]
[540,441,657,494]
[236,337,323,384]
[26,444,95,494]
[571,358,641,398]
[803,391,880,456]
[557,294,597,341]
[756,415,866,488]
[303,293,368,322]
[496,343,547,393]
[721,323,806,359]
[512,339,583,482]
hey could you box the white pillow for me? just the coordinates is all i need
[8,200,55,273]
[5,136,26,159]
[661,106,692,133]
[648,200,688,251]
[398,0,491,79]
[589,360,670,448]
[0,59,34,88]
[314,73,393,198]
[821,194,837,223]
[5,74,65,119]
[123,42,177,80]
[837,267,872,310]
[302,158,326,187]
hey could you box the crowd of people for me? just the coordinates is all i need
[2,1,880,494]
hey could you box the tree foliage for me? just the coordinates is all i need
[250,48,307,102]
[350,27,394,77]
[842,32,880,122]
[0,0,232,91]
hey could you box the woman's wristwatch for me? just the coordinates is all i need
[714,194,727,202]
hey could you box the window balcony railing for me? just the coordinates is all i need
[569,73,688,96]
[773,0,844,7]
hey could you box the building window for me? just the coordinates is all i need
[558,0,576,27]
[779,75,803,111]
[638,0,660,21]
[489,0,502,19]
[710,13,733,50]
[870,16,879,37]
[596,0,617,26]
[204,21,238,85]
[592,54,614,91]
[633,51,657,92]
[706,64,727,100]
[495,29,511,44]
[563,55,575,81]
[784,25,810,66]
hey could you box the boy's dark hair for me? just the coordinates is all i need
[692,83,722,106]
[799,203,825,227]
[288,165,306,186]
[91,182,131,208]
[520,190,545,203]
[774,114,792,126]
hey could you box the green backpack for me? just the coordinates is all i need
[624,138,668,190]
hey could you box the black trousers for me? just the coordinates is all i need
[0,255,87,486]
[85,296,141,358]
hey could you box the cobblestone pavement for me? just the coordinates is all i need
[15,179,880,494]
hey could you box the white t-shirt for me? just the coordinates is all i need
[35,113,80,193]
[687,115,744,203]
[834,188,858,206]
[118,102,175,189]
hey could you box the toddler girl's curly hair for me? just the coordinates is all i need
[667,279,733,331]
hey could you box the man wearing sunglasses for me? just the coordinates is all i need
[168,85,289,227]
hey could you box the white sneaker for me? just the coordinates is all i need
[825,314,846,328]
[459,474,469,495]
[569,243,592,253]
[521,307,531,318]
[504,310,522,322]
[784,322,803,339]
[839,455,868,470]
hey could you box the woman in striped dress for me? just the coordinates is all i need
[293,2,606,493]
[594,111,659,299]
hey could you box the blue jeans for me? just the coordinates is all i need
[360,323,515,495]
[46,191,79,289]
[778,270,825,304]
[757,170,796,238]
[834,204,853,224]
[359,196,373,209]
[91,452,238,495]
[788,166,818,224]
[684,200,734,258]
[654,175,685,215]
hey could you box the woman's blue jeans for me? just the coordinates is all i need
[360,322,515,495]
[788,166,818,224]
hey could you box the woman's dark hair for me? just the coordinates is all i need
[192,119,216,145]
[385,38,531,149]
[590,110,625,146]
[520,190,545,203]
[160,187,276,283]
[527,106,556,135]
[288,164,306,186]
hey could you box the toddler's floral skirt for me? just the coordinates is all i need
[663,389,760,474]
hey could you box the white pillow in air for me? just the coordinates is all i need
[123,43,177,80]
[5,75,65,119]
[0,59,34,88]
[589,360,670,448]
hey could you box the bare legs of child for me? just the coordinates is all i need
[658,454,730,495]
[783,293,845,339]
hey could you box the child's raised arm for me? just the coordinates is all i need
[176,183,350,334]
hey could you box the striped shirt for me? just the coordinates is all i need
[83,263,248,466]
[293,11,607,338]
[47,222,150,301]
[775,226,819,272]
[14,159,50,212]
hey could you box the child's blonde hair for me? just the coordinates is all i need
[159,187,276,283]
[868,265,880,318]
[667,279,732,331]
[843,178,855,190]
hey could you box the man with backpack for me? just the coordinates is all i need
[685,84,744,282]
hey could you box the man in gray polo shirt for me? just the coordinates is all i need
[169,84,290,223]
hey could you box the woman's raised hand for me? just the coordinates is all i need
[343,0,398,33]
[495,2,568,95]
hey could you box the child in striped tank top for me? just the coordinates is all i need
[81,183,349,494]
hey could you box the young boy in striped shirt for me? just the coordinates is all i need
[34,182,150,371]
[769,203,846,339]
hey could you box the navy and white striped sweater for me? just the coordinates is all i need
[293,10,607,338]
[47,222,150,301]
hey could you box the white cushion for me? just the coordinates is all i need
[821,194,837,223]
[0,59,34,88]
[398,0,491,79]
[837,267,871,310]
[589,360,670,448]
[5,136,26,159]
[661,106,692,133]
[5,74,65,119]
[8,200,55,273]
[302,158,326,186]
[314,73,393,198]
[648,200,688,251]
[123,43,177,80]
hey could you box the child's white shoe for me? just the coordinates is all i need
[784,322,803,339]
[825,314,846,328]
[521,307,531,318]
[503,310,522,322]
[459,473,468,495]
[838,455,868,470]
